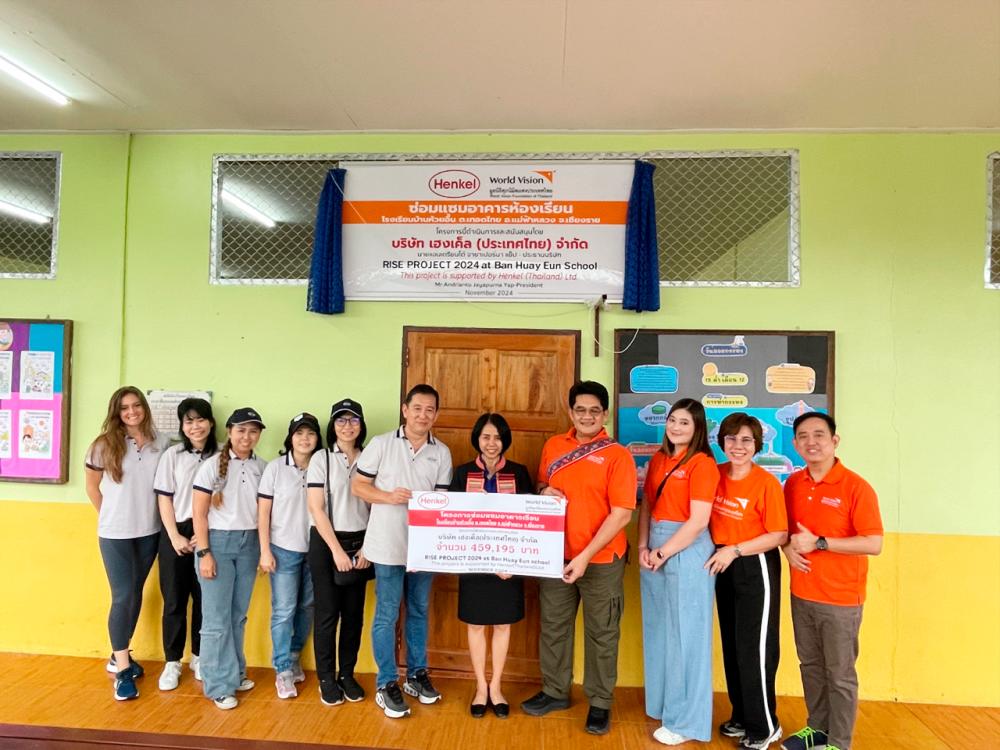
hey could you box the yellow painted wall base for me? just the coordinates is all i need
[2,499,997,706]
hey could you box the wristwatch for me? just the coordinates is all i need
[196,547,212,558]
[816,536,828,551]
[732,545,742,557]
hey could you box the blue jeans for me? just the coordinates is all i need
[196,529,259,699]
[640,520,715,741]
[372,563,433,687]
[269,544,314,673]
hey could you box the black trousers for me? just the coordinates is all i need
[158,519,202,661]
[307,527,367,679]
[715,548,782,742]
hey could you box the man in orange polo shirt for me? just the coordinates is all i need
[520,381,637,736]
[781,413,883,750]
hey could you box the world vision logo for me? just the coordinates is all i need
[533,170,555,183]
[735,497,749,510]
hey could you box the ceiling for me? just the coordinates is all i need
[0,0,997,132]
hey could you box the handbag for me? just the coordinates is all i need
[325,449,375,586]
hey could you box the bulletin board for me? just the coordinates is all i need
[0,319,73,484]
[615,329,834,491]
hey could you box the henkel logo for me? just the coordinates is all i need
[418,492,449,509]
[428,170,480,198]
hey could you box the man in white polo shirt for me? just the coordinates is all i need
[351,384,452,718]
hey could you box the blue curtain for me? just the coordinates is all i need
[623,160,661,312]
[307,168,347,315]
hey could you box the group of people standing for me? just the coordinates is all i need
[85,379,881,750]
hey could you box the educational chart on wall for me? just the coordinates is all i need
[615,330,834,491]
[0,319,73,484]
[340,161,634,301]
[146,389,213,439]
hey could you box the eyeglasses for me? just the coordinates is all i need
[335,416,361,426]
[723,435,757,447]
[572,407,605,417]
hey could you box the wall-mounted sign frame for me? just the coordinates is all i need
[0,318,73,484]
[615,329,834,492]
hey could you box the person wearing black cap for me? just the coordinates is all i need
[258,412,323,700]
[306,399,372,707]
[154,397,219,691]
[191,407,267,710]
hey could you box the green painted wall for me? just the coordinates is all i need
[2,131,998,537]
[0,134,130,500]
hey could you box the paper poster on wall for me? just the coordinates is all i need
[340,161,634,302]
[147,389,213,438]
[0,410,11,459]
[615,330,834,491]
[19,351,55,400]
[18,409,53,460]
[0,319,72,483]
[0,351,12,399]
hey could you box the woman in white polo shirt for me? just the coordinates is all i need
[258,413,323,699]
[85,386,170,702]
[306,399,372,707]
[153,397,219,691]
[191,407,266,710]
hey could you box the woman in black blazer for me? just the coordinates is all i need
[449,412,533,719]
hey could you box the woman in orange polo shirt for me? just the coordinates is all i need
[638,398,719,746]
[705,413,788,750]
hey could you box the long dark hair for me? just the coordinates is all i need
[662,398,713,466]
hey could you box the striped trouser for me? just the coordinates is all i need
[715,548,782,743]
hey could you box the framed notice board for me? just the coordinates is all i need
[615,329,834,491]
[0,319,73,484]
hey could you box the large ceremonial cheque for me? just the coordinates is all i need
[406,490,566,578]
[340,161,634,301]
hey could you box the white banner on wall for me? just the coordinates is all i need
[406,490,566,578]
[341,161,634,301]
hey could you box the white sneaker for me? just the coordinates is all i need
[740,725,783,749]
[190,654,200,680]
[290,653,305,683]
[237,677,255,692]
[213,695,238,710]
[653,726,692,746]
[276,670,297,699]
[158,661,183,691]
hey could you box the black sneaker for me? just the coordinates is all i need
[114,668,138,701]
[106,653,144,679]
[781,727,828,750]
[339,674,365,702]
[376,681,411,718]
[721,719,747,738]
[319,676,344,706]
[585,706,610,735]
[520,690,570,716]
[403,669,441,704]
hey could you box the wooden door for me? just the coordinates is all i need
[403,327,579,680]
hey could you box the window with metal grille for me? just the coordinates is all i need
[0,152,60,279]
[650,151,798,286]
[210,155,339,284]
[987,154,1000,289]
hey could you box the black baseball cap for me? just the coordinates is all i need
[330,398,364,420]
[226,407,265,429]
[287,412,322,437]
